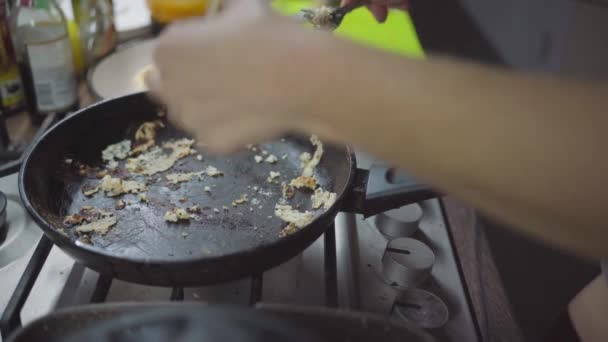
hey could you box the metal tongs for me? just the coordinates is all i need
[299,1,360,30]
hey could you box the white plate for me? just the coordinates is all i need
[89,39,157,100]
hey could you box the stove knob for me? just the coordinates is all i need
[392,288,449,329]
[381,238,434,289]
[0,190,6,244]
[374,204,423,238]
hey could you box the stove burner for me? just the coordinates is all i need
[392,289,449,329]
[0,193,41,268]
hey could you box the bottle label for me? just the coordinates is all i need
[26,36,77,112]
[0,67,25,111]
[19,0,49,9]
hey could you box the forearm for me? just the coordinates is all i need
[315,42,608,258]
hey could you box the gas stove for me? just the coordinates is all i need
[0,152,480,342]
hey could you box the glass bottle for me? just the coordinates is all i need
[11,0,79,124]
[0,0,25,116]
[72,0,116,67]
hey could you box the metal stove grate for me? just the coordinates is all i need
[0,224,339,339]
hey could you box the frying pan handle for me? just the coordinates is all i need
[341,165,438,217]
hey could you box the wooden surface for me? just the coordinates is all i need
[5,84,95,147]
[443,197,525,342]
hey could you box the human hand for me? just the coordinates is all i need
[341,0,409,23]
[149,0,343,153]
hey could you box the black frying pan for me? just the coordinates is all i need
[7,302,434,342]
[19,92,435,286]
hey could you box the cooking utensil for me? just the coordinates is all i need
[19,92,435,286]
[7,302,435,342]
[300,1,359,29]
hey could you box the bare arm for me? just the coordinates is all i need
[315,44,608,258]
[153,0,608,258]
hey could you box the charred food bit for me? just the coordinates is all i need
[79,235,92,245]
[187,205,202,214]
[279,223,299,238]
[205,166,223,177]
[274,204,313,228]
[281,182,295,198]
[63,214,87,226]
[96,169,109,179]
[311,188,337,209]
[289,175,317,190]
[131,120,164,155]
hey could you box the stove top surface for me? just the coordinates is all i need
[0,152,480,342]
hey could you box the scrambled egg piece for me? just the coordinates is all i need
[126,138,195,176]
[82,185,100,197]
[102,140,131,163]
[265,154,278,164]
[301,135,323,177]
[115,200,126,210]
[232,194,249,207]
[205,166,223,177]
[311,188,337,210]
[100,175,147,197]
[267,171,280,183]
[299,152,311,168]
[75,213,117,235]
[289,176,317,190]
[166,171,204,185]
[164,208,190,222]
[274,204,313,228]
